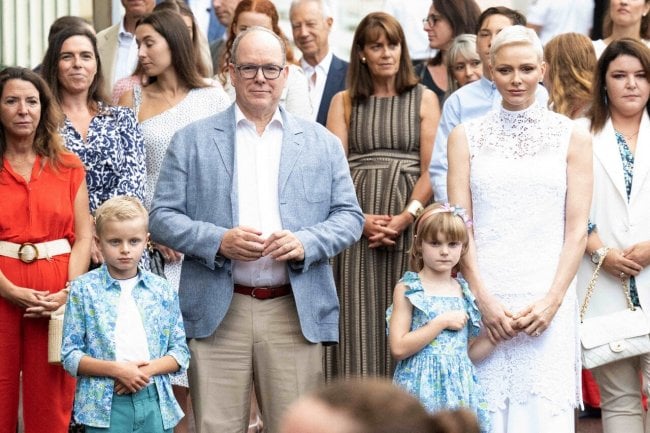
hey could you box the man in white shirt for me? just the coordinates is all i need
[149,27,363,433]
[96,0,155,95]
[527,0,595,45]
[290,0,348,126]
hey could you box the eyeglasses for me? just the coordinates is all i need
[422,14,443,27]
[234,63,285,80]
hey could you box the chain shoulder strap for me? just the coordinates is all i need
[580,247,634,322]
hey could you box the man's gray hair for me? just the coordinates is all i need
[289,0,333,20]
[230,26,287,65]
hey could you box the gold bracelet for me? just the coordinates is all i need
[405,200,424,219]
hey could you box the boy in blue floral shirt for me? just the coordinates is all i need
[61,196,189,433]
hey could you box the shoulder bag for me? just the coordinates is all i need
[580,248,650,369]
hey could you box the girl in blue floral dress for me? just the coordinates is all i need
[387,203,492,433]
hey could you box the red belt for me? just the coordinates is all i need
[233,284,292,300]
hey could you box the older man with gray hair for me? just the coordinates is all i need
[149,26,363,433]
[290,0,348,126]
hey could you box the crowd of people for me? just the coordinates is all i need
[1,0,650,433]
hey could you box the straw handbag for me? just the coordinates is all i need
[48,304,65,364]
[579,249,650,369]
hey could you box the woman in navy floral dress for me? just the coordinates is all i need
[41,26,146,265]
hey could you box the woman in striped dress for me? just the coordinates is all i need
[326,12,439,378]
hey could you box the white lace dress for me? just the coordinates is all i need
[134,83,230,386]
[464,104,581,430]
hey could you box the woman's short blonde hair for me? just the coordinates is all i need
[490,25,543,66]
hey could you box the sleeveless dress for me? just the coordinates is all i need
[464,104,580,429]
[133,84,229,386]
[327,84,423,378]
[387,272,490,433]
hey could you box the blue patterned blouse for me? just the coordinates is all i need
[62,103,146,213]
[61,265,189,429]
[615,131,640,305]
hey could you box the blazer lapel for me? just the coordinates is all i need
[212,105,236,179]
[317,56,347,125]
[278,109,303,196]
[594,119,628,203]
[630,111,650,205]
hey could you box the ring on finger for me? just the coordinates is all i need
[620,272,626,279]
[533,331,541,337]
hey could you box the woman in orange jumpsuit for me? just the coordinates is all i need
[0,67,92,433]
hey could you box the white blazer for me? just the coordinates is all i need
[576,112,650,319]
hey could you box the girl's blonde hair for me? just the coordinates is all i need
[409,203,470,272]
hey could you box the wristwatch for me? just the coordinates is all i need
[591,246,609,264]
[405,200,424,219]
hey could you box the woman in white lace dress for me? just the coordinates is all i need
[447,26,592,432]
[118,10,229,433]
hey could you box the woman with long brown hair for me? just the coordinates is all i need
[0,67,92,433]
[111,0,214,104]
[577,38,650,433]
[326,12,439,378]
[41,26,146,267]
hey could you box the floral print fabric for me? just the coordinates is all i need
[387,272,490,432]
[62,103,145,213]
[61,265,189,429]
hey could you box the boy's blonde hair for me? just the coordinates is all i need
[94,196,148,236]
[408,203,470,272]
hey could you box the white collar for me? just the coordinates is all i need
[300,51,333,75]
[235,104,284,129]
[118,17,132,37]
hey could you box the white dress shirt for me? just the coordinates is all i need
[300,51,333,122]
[114,19,139,85]
[232,105,289,287]
[114,276,151,363]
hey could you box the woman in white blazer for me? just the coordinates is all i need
[577,38,650,433]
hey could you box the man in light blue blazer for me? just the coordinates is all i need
[149,26,363,433]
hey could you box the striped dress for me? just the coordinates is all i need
[326,84,423,378]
